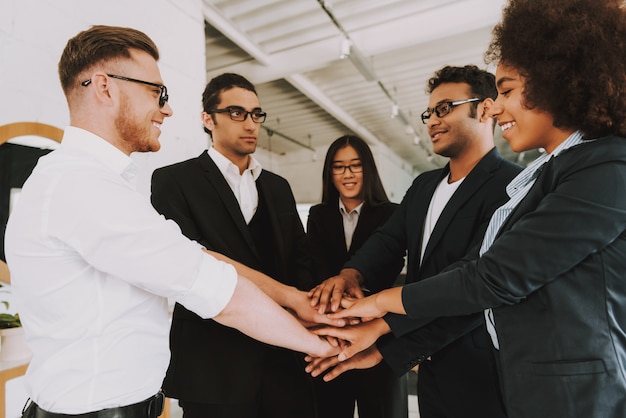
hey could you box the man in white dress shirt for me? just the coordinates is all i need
[4,25,338,418]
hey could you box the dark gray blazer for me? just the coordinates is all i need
[400,136,626,418]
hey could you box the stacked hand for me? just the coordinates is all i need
[302,272,401,381]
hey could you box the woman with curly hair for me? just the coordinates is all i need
[314,1,626,417]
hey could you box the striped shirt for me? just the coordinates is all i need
[481,131,585,349]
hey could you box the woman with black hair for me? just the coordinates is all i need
[307,135,407,418]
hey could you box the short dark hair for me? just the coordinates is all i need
[485,0,626,138]
[426,65,497,120]
[202,73,257,136]
[321,135,390,206]
[58,25,159,96]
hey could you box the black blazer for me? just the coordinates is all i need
[344,148,521,368]
[150,151,312,403]
[400,136,626,418]
[306,200,401,285]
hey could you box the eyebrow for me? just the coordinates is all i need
[223,105,263,111]
[333,158,361,163]
[496,77,516,89]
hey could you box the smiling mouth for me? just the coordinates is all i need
[152,122,162,130]
[430,130,446,140]
[501,121,516,132]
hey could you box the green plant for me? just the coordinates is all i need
[0,301,21,328]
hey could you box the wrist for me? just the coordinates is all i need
[373,317,391,336]
[340,268,364,286]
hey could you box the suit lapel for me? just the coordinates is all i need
[422,149,501,263]
[199,152,261,260]
[256,176,282,271]
[351,204,371,251]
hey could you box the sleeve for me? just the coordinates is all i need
[344,199,408,293]
[378,313,484,375]
[48,168,237,319]
[151,167,206,246]
[401,158,626,319]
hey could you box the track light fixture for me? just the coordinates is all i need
[340,37,351,59]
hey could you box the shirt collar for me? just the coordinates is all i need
[61,126,136,181]
[507,130,585,196]
[208,146,262,180]
[339,199,364,215]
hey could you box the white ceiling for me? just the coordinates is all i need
[201,0,533,174]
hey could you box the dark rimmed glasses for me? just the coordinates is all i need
[208,106,267,124]
[331,162,363,175]
[420,97,481,124]
[81,74,169,108]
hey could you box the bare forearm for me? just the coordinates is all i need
[214,276,330,356]
[376,287,406,315]
[204,249,295,307]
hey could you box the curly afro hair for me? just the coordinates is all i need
[485,0,626,138]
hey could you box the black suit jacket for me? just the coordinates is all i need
[150,151,312,403]
[306,200,402,285]
[400,136,626,418]
[344,148,521,370]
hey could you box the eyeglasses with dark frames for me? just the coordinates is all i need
[81,74,169,108]
[420,97,481,124]
[208,106,267,124]
[331,162,363,175]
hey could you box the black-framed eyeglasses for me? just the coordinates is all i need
[208,106,267,124]
[331,162,363,175]
[81,74,169,108]
[420,97,481,124]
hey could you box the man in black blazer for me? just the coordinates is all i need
[151,73,317,418]
[309,66,521,418]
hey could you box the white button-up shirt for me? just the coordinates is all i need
[5,127,238,413]
[208,146,262,224]
[339,200,363,251]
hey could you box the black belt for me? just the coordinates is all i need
[22,391,164,418]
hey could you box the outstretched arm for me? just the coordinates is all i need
[328,287,406,320]
[214,275,340,358]
[206,249,346,327]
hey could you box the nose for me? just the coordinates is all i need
[243,113,256,130]
[343,167,355,178]
[426,114,441,130]
[161,102,173,117]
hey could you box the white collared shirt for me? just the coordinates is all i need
[5,126,238,413]
[208,146,262,224]
[480,131,585,349]
[339,200,364,250]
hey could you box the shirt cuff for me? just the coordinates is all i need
[177,254,238,318]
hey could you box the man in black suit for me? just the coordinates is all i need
[151,73,317,418]
[308,65,521,418]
